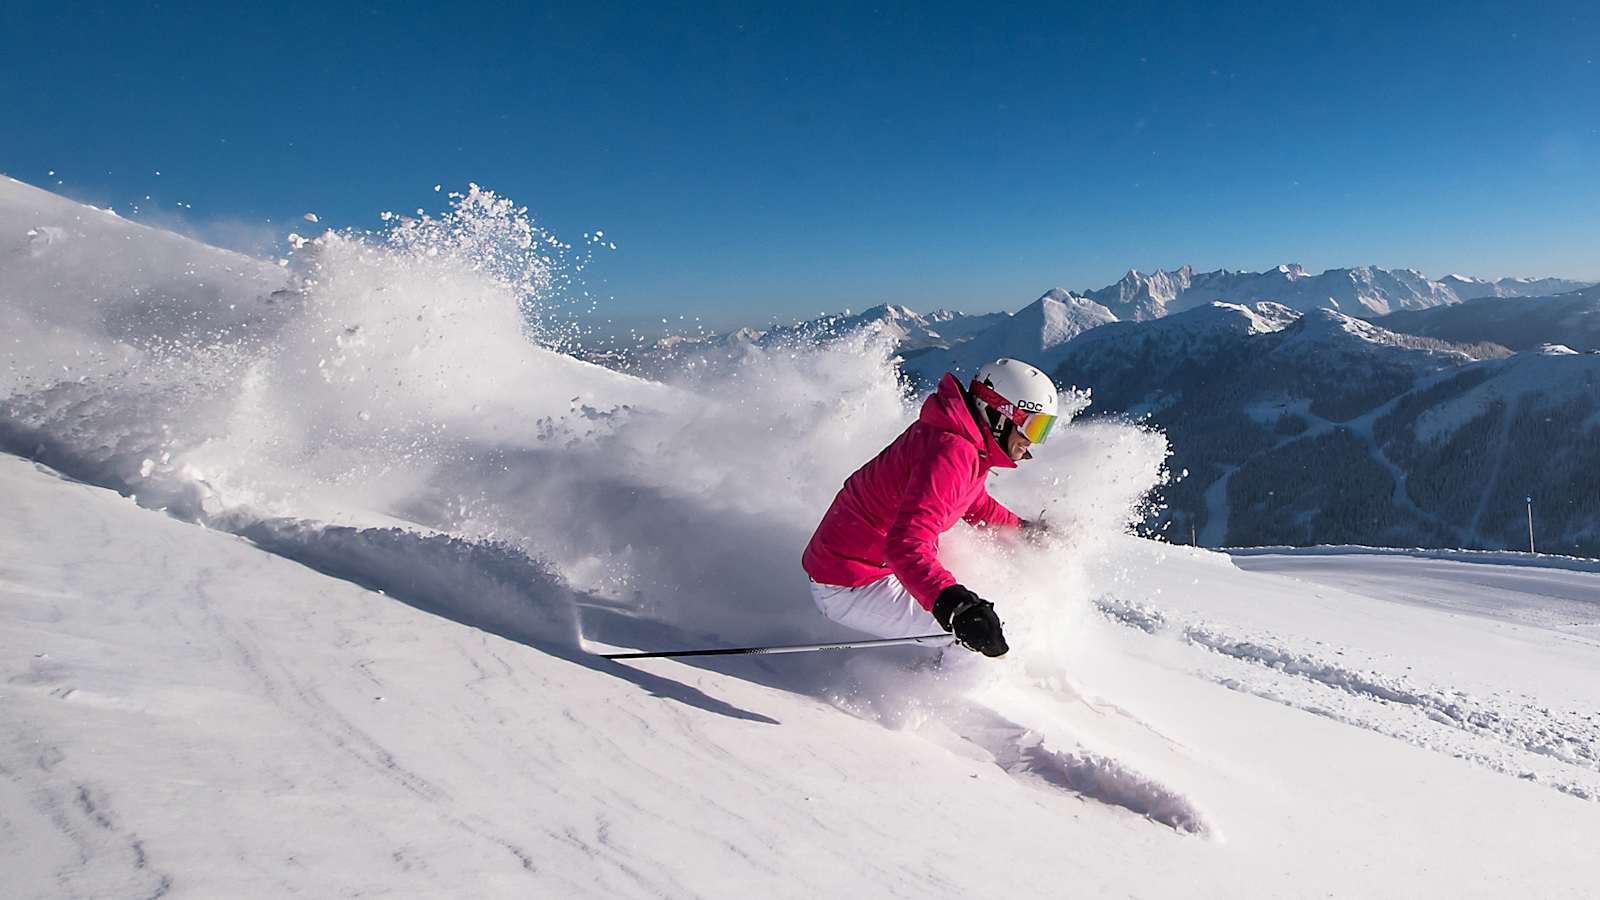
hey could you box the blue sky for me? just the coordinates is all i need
[4,1,1597,327]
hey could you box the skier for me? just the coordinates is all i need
[802,358,1061,658]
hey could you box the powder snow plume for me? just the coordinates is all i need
[0,175,1168,695]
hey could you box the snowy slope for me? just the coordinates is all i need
[7,455,1600,897]
[0,176,290,397]
[1263,307,1482,371]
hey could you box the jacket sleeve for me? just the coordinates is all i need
[883,436,976,611]
[962,489,1021,530]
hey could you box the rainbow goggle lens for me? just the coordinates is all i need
[1016,409,1059,443]
[970,381,1058,445]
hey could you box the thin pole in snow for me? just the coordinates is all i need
[1527,496,1536,554]
[596,633,956,660]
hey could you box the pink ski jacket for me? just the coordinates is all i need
[802,373,1022,610]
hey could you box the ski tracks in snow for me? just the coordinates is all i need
[1095,590,1600,801]
[0,729,176,900]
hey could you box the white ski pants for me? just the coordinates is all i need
[809,574,943,639]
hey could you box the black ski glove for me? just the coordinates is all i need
[932,584,1009,658]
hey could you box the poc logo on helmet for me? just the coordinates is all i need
[1016,399,1045,413]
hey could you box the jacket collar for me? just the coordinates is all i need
[919,373,1018,469]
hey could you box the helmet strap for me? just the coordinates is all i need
[971,378,1013,442]
[985,406,1005,439]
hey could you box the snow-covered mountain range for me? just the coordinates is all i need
[629,265,1594,380]
[1081,264,1586,321]
[1053,301,1600,554]
[1438,273,1595,300]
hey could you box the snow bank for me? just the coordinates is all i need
[1,177,289,399]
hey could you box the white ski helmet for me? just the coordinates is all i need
[969,358,1061,450]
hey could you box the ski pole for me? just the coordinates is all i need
[598,633,955,660]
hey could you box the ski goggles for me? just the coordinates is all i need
[969,381,1059,444]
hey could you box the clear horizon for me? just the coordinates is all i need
[4,2,1596,322]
